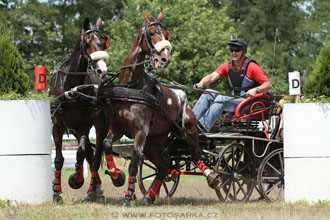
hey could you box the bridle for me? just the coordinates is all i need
[138,18,172,63]
[80,26,109,73]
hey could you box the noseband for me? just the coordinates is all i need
[80,27,108,63]
[138,18,172,56]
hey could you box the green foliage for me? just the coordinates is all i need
[316,199,330,207]
[303,43,330,96]
[0,24,29,95]
[1,0,123,88]
[0,0,329,99]
[105,0,235,103]
[0,90,51,100]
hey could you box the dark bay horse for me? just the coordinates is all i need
[97,11,220,206]
[49,17,124,203]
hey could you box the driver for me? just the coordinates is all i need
[192,36,272,132]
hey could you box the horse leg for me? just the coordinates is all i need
[103,133,125,187]
[84,135,105,203]
[68,135,88,190]
[52,126,64,203]
[120,130,147,207]
[141,135,169,206]
[185,109,220,189]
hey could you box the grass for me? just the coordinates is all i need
[2,197,330,220]
[2,148,330,219]
[1,165,330,220]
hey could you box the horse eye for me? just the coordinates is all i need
[149,31,155,36]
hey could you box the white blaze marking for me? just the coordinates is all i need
[167,98,172,105]
[97,59,107,72]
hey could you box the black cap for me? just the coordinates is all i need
[228,35,247,51]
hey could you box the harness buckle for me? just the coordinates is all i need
[106,98,111,105]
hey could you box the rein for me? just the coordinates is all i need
[153,71,241,98]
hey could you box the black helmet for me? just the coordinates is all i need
[228,35,247,51]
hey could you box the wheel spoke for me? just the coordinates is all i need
[278,152,284,171]
[265,161,282,175]
[277,185,284,201]
[233,180,237,201]
[142,172,157,181]
[143,161,157,171]
[238,175,253,187]
[262,176,280,181]
[264,180,281,195]
[163,182,169,196]
[231,147,235,168]
[235,150,244,170]
[219,177,231,189]
[237,161,252,173]
[225,180,233,201]
[218,170,231,176]
[223,154,233,172]
[234,179,247,197]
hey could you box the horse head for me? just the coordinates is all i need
[81,17,110,79]
[139,11,172,69]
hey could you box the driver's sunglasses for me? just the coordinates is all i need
[230,48,242,52]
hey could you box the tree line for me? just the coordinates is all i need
[0,0,329,99]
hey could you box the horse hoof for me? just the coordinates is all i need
[53,193,63,204]
[141,196,154,206]
[83,191,97,203]
[96,190,105,204]
[207,172,220,189]
[111,171,126,187]
[68,173,84,189]
[119,197,131,207]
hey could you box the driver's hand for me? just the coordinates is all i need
[193,83,201,89]
[245,88,257,99]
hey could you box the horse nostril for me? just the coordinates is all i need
[97,69,102,75]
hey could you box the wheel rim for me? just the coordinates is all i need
[215,143,255,202]
[258,148,284,202]
[138,158,180,197]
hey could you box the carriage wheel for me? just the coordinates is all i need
[137,158,180,197]
[257,148,284,202]
[214,143,255,202]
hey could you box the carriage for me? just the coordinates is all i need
[136,92,284,202]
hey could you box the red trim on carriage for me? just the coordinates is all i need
[195,159,207,173]
[170,170,203,175]
[234,93,270,118]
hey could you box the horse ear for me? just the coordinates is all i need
[157,12,163,22]
[96,17,102,28]
[83,18,90,31]
[143,11,151,24]
[165,30,171,41]
[105,35,110,49]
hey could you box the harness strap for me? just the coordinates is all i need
[98,86,155,107]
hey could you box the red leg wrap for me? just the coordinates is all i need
[88,171,98,191]
[53,171,62,193]
[125,176,136,198]
[105,154,121,177]
[90,168,102,185]
[196,159,207,173]
[146,179,162,201]
[74,163,84,183]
